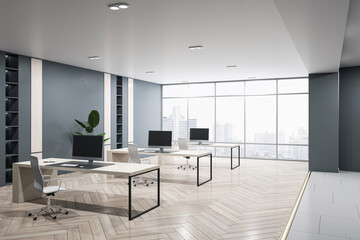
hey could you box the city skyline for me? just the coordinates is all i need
[163,104,308,160]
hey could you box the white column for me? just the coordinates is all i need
[104,73,111,159]
[31,58,43,159]
[128,78,134,144]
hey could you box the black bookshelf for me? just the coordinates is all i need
[4,54,19,184]
[116,77,123,148]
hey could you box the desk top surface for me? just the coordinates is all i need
[14,158,159,176]
[171,142,241,148]
[189,143,240,148]
[108,148,212,157]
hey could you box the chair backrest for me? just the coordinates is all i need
[30,156,44,192]
[128,144,141,164]
[178,138,188,150]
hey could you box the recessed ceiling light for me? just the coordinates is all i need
[226,65,237,68]
[108,4,120,10]
[189,45,203,50]
[146,71,155,74]
[88,56,100,60]
[118,3,129,8]
[108,2,129,10]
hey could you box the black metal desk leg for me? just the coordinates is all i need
[231,146,240,170]
[197,153,213,186]
[128,168,160,220]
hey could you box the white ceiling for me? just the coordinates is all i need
[341,0,360,67]
[0,0,355,84]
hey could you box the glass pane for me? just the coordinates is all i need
[278,95,308,144]
[278,145,308,160]
[216,145,244,158]
[216,97,244,142]
[245,144,276,159]
[278,78,308,94]
[216,82,244,96]
[163,84,188,98]
[188,97,215,142]
[245,80,276,95]
[162,99,188,141]
[246,96,276,143]
[188,83,215,97]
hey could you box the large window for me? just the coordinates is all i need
[162,78,309,161]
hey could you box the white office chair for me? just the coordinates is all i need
[28,156,68,220]
[178,138,196,170]
[128,144,154,187]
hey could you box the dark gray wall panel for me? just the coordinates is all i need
[0,51,5,186]
[309,73,339,172]
[122,77,128,148]
[18,56,31,162]
[339,67,360,171]
[133,79,161,148]
[42,61,104,159]
[111,75,117,149]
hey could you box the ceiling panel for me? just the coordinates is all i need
[0,0,351,84]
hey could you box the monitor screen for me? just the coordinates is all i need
[148,131,172,148]
[190,128,209,141]
[72,135,103,160]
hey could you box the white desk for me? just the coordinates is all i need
[13,158,160,220]
[107,148,213,186]
[189,143,241,170]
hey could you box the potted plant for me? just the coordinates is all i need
[74,110,110,142]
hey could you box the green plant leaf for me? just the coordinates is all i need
[74,131,85,136]
[104,138,110,142]
[88,110,100,128]
[85,126,93,133]
[86,121,90,127]
[97,133,106,137]
[75,119,86,128]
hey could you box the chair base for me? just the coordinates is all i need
[132,178,155,187]
[178,164,197,170]
[28,196,68,220]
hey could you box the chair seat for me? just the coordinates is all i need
[43,186,66,194]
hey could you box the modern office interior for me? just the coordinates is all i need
[0,0,360,239]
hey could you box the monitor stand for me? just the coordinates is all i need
[159,147,164,153]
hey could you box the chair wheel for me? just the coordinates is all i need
[33,216,37,220]
[146,184,149,186]
[134,184,136,187]
[151,182,154,184]
[193,168,195,170]
[65,211,69,214]
[177,167,180,169]
[52,216,56,219]
[189,166,191,168]
[28,213,32,216]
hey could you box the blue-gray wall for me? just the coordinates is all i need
[339,66,360,171]
[122,77,128,147]
[18,56,31,163]
[111,75,117,149]
[309,73,339,172]
[133,79,161,147]
[42,61,104,159]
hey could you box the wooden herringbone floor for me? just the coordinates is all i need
[0,158,308,240]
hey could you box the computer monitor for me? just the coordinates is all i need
[148,130,172,152]
[189,128,209,144]
[72,135,103,164]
